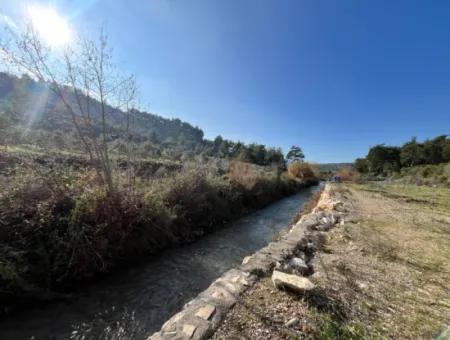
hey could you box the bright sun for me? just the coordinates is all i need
[27,5,72,46]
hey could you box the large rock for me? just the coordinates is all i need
[272,270,316,293]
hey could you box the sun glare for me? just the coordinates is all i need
[27,5,72,46]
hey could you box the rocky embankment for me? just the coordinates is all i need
[150,183,349,340]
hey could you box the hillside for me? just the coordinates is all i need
[0,73,202,152]
[0,72,284,165]
[317,163,354,173]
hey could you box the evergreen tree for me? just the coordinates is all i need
[400,137,424,167]
[355,158,368,173]
[286,145,305,163]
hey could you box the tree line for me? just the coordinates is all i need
[0,23,306,190]
[355,135,450,175]
[0,72,298,169]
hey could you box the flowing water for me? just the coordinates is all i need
[0,184,321,340]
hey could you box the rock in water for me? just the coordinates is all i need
[272,270,316,293]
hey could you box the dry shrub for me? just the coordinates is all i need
[77,168,103,185]
[309,163,322,178]
[160,170,238,234]
[337,167,361,182]
[229,160,258,189]
[288,161,316,180]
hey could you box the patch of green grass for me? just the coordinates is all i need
[312,312,370,340]
[360,183,450,213]
[302,288,372,339]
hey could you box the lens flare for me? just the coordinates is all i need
[27,5,72,46]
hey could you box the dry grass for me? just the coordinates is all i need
[214,183,450,339]
[288,162,316,181]
[229,160,260,189]
[336,166,361,182]
[313,183,450,339]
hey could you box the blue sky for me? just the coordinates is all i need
[1,1,449,162]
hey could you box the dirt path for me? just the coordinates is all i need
[212,183,450,339]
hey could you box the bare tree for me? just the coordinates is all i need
[0,25,137,193]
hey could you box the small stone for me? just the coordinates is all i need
[285,317,300,328]
[306,242,315,251]
[288,257,309,274]
[195,304,216,320]
[356,281,367,290]
[242,256,252,265]
[330,215,336,224]
[161,331,176,336]
[182,324,196,338]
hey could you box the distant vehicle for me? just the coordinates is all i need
[331,175,341,183]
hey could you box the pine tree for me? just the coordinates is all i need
[286,145,305,163]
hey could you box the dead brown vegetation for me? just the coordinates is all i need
[336,166,361,182]
[288,162,316,181]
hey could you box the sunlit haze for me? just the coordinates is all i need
[27,5,71,46]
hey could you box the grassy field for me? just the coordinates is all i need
[315,183,450,339]
[213,183,450,339]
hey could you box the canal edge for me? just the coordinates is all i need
[149,183,350,340]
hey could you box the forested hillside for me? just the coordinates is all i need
[0,72,284,166]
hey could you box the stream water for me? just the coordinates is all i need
[0,184,321,340]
